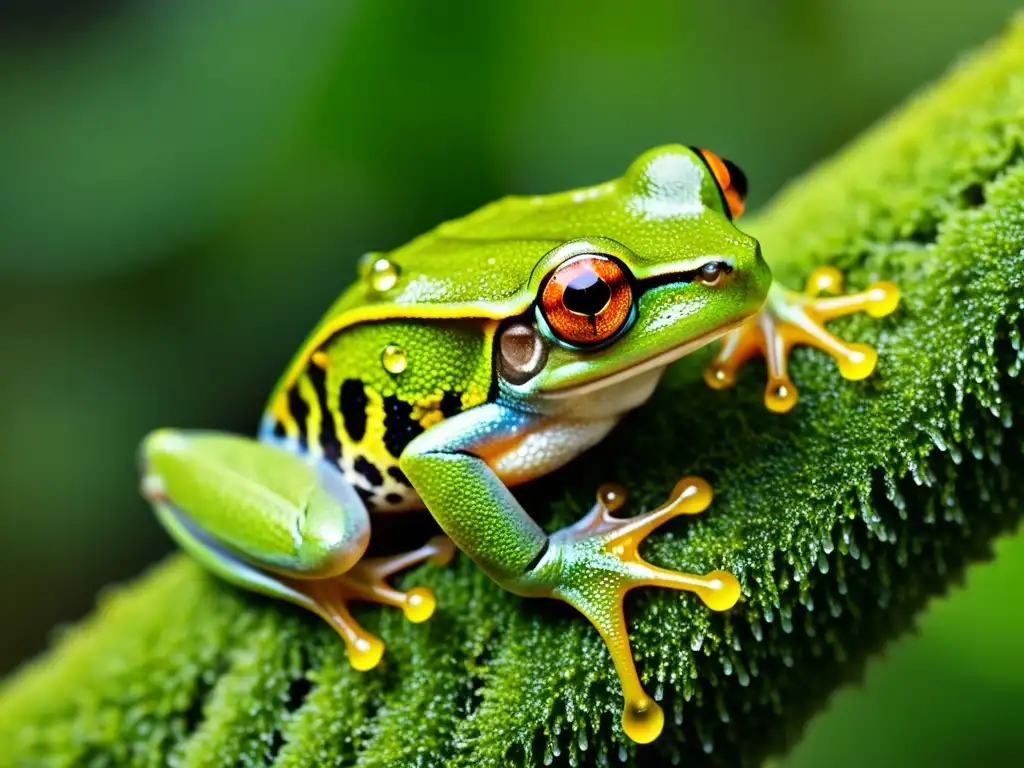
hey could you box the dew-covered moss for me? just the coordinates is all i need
[4,16,1024,767]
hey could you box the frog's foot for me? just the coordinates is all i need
[289,535,455,671]
[537,478,740,744]
[704,266,900,412]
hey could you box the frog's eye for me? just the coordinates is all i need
[540,254,633,346]
[696,261,727,285]
[694,148,748,219]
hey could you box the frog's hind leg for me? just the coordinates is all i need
[142,431,455,671]
[704,266,899,412]
[544,478,740,743]
[155,499,454,671]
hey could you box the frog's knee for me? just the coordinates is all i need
[140,428,187,463]
[138,429,188,498]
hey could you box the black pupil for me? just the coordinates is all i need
[703,263,720,278]
[563,269,611,316]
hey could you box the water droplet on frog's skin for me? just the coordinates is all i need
[368,257,400,292]
[381,345,408,374]
[356,252,376,276]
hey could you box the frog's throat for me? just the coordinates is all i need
[539,316,747,400]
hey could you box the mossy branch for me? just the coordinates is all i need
[4,17,1024,767]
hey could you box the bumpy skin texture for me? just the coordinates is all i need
[4,16,1024,766]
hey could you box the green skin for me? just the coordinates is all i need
[140,145,774,742]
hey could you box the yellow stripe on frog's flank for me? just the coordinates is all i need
[358,386,398,480]
[270,391,300,439]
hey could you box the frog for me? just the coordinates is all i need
[139,144,898,743]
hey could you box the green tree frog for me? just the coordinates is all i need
[140,145,898,743]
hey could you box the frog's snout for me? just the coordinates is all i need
[745,240,773,308]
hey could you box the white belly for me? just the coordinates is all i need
[490,416,620,487]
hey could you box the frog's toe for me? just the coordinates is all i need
[544,479,740,743]
[292,579,387,671]
[704,269,899,413]
[704,315,800,413]
[342,535,456,624]
[290,535,455,669]
[703,323,761,391]
[805,265,845,296]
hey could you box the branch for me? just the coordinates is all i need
[4,15,1024,767]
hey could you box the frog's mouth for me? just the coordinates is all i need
[537,315,748,401]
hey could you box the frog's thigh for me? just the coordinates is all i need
[141,430,371,580]
[151,495,324,610]
[142,430,454,670]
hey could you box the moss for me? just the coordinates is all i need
[4,16,1024,767]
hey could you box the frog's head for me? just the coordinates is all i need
[496,144,771,413]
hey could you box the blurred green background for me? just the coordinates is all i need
[1,1,1022,764]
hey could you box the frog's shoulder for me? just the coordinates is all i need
[275,180,630,395]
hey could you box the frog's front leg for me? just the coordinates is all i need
[140,430,454,670]
[705,267,900,412]
[400,403,740,744]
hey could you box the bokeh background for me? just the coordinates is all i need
[2,1,1022,764]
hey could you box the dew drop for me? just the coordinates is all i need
[751,620,763,642]
[368,257,400,292]
[381,344,408,374]
[780,609,793,634]
[821,530,835,555]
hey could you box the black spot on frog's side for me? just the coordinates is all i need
[385,492,405,506]
[388,466,413,488]
[382,395,424,458]
[355,486,376,506]
[307,365,341,464]
[287,388,309,451]
[354,456,384,488]
[440,390,463,418]
[340,379,369,443]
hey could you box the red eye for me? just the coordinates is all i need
[697,148,747,219]
[540,255,633,345]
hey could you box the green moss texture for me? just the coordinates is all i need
[4,16,1024,768]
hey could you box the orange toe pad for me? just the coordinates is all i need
[705,266,899,412]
